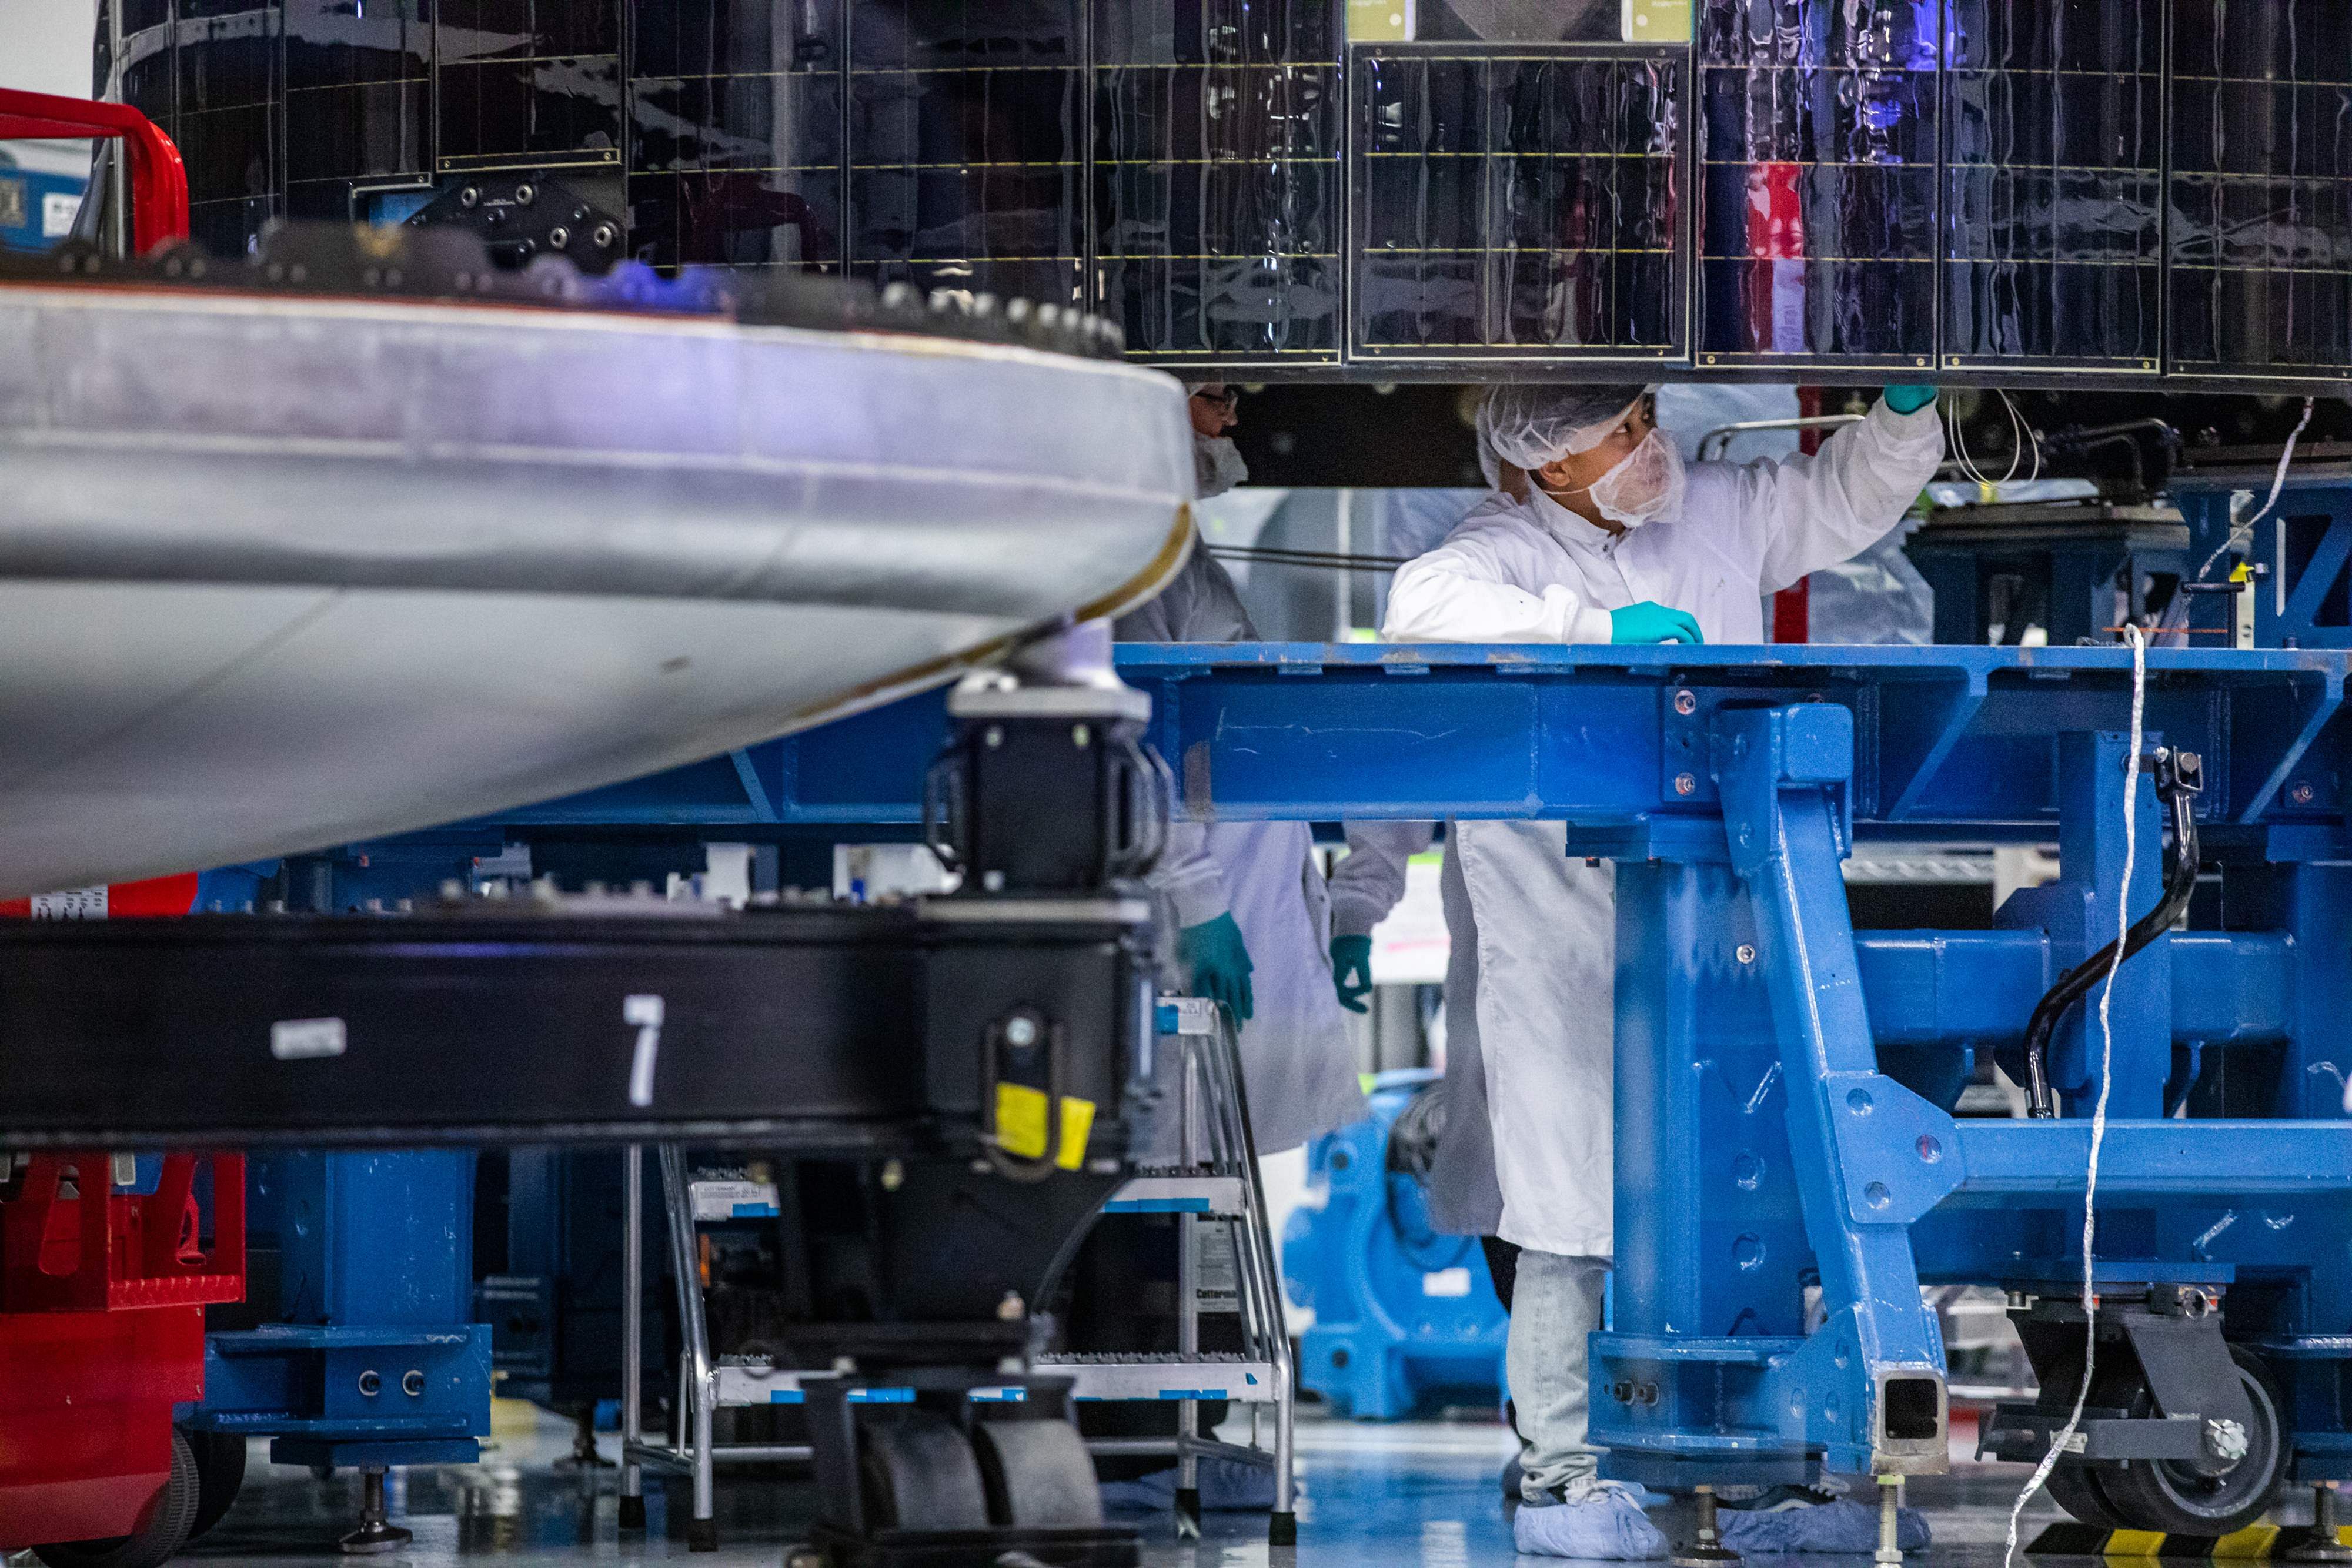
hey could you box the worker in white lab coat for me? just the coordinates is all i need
[1117,382,1368,1158]
[1346,380,1943,1559]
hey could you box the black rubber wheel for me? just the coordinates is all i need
[858,1412,991,1532]
[972,1420,1104,1527]
[35,1429,200,1568]
[2046,1465,2133,1530]
[182,1430,246,1542]
[2099,1346,2286,1537]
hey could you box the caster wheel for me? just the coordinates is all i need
[34,1430,201,1568]
[183,1430,248,1542]
[858,1410,990,1531]
[973,1419,1104,1527]
[2045,1465,2133,1532]
[2099,1346,2286,1537]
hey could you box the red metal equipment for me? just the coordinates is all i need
[0,1155,245,1556]
[0,90,208,1526]
[0,87,188,256]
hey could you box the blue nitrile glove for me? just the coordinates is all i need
[1610,603,1703,645]
[1883,385,1937,415]
[1331,934,1374,1014]
[1179,912,1255,1024]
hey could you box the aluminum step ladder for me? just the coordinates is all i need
[615,998,1295,1547]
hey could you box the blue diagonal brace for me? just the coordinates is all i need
[1713,704,1963,1475]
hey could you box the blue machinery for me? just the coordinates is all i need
[528,638,2351,1532]
[1282,1071,1509,1420]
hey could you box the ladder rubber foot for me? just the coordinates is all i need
[617,1495,647,1530]
[1269,1511,1297,1546]
[688,1517,719,1552]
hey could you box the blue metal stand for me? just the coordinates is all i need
[680,643,2352,1501]
[185,1152,492,1473]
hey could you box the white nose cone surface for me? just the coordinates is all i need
[0,286,1195,897]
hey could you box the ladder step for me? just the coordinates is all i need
[687,1176,780,1221]
[1104,1175,1248,1215]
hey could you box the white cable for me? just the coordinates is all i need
[1947,390,2039,492]
[2002,624,2146,1568]
[2196,397,2316,583]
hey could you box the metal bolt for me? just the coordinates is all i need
[548,225,570,248]
[402,1370,426,1397]
[1674,688,1698,716]
[358,1369,382,1397]
[1071,723,1091,747]
[2293,781,2317,805]
[591,222,617,248]
[982,870,1005,891]
[514,182,536,205]
[880,1158,904,1191]
[459,186,480,208]
[1736,943,1756,965]
[997,1291,1025,1321]
[1004,1016,1040,1048]
[2206,1417,2250,1463]
[1674,772,1698,797]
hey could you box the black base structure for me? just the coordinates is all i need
[0,624,1170,1568]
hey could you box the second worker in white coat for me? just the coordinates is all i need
[1374,380,1945,1559]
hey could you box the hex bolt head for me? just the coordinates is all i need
[458,186,480,208]
[590,222,617,248]
[1674,772,1698,797]
[1004,1015,1040,1048]
[2293,781,2317,805]
[514,182,536,206]
[1736,944,1757,965]
[1674,688,1698,716]
[549,225,570,249]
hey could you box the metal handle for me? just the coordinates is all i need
[0,88,188,254]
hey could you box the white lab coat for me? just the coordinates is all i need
[1117,549,1369,1156]
[1364,399,1945,1256]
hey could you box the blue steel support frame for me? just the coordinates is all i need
[2171,470,2352,651]
[185,1152,492,1469]
[385,642,2352,1486]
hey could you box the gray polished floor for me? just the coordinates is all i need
[72,1406,2218,1567]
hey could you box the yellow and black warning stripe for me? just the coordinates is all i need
[2029,1522,2352,1560]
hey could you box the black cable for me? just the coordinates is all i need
[1205,546,1411,573]
[1381,1082,1472,1273]
[2022,750,2203,1119]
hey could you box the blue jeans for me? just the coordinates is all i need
[1509,1251,1611,1503]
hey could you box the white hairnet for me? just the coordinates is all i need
[1481,383,1652,472]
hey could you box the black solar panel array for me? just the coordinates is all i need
[102,0,2352,386]
[1351,45,1683,365]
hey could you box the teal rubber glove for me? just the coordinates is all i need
[1883,385,1937,415]
[1610,602,1703,645]
[1331,934,1374,1015]
[1179,912,1255,1024]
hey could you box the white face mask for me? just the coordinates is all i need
[1558,427,1686,529]
[1194,435,1250,499]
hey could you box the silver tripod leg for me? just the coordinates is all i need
[659,1145,719,1551]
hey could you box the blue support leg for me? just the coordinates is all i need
[1715,704,1960,1478]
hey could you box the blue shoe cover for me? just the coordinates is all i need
[1098,1456,1278,1512]
[1717,1499,1931,1554]
[1513,1488,1671,1560]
